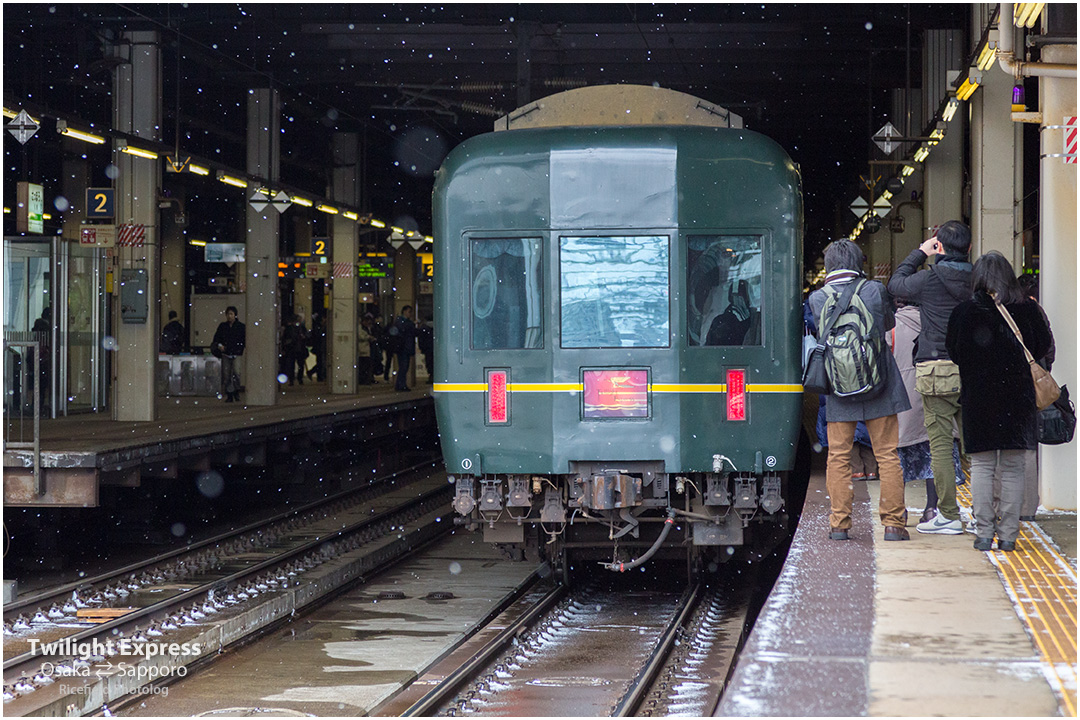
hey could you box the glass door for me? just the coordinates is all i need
[58,241,108,414]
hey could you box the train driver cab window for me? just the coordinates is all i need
[470,237,543,350]
[687,235,763,347]
[560,235,670,348]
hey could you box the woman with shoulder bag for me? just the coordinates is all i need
[945,252,1051,552]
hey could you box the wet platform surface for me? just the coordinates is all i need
[4,381,434,506]
[720,457,1077,717]
[6,380,430,457]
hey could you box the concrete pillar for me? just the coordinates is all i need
[329,133,359,395]
[922,119,964,232]
[245,88,281,406]
[1038,44,1077,511]
[971,58,1021,265]
[112,31,161,422]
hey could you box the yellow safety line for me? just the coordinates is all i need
[957,483,1078,716]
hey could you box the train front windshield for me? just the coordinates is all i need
[559,235,670,349]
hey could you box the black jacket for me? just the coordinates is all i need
[212,319,246,357]
[946,292,1052,453]
[887,250,972,363]
[160,320,185,354]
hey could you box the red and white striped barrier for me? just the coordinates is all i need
[117,223,146,247]
[1064,116,1076,164]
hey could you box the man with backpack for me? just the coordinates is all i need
[887,220,973,535]
[808,240,911,542]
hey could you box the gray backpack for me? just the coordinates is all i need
[817,279,888,398]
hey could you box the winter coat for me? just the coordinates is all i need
[887,251,972,363]
[159,320,185,355]
[357,325,372,358]
[212,319,245,357]
[888,305,929,448]
[282,322,309,358]
[807,276,911,422]
[945,291,1052,453]
[392,315,417,357]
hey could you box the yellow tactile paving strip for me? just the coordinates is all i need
[958,482,1078,717]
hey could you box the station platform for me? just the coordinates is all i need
[719,456,1077,717]
[3,381,434,507]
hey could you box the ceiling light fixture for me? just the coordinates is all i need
[56,120,105,145]
[119,143,159,160]
[291,196,314,207]
[955,73,981,102]
[217,171,248,188]
[316,204,339,215]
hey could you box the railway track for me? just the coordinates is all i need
[2,464,454,716]
[383,575,752,717]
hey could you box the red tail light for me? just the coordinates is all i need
[487,369,509,424]
[727,369,746,421]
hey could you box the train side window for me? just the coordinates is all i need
[686,235,763,347]
[559,235,670,348]
[470,237,543,350]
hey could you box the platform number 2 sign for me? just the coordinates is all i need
[86,188,115,220]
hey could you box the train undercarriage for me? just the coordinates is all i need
[450,458,802,575]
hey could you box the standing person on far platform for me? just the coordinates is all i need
[417,315,434,384]
[887,220,973,535]
[946,252,1051,551]
[159,310,186,355]
[391,305,417,392]
[808,240,911,542]
[357,314,374,385]
[307,312,327,382]
[212,305,246,403]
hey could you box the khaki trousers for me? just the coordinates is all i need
[826,414,906,531]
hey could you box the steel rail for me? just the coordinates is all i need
[4,458,440,614]
[3,479,451,674]
[612,581,703,717]
[400,583,569,717]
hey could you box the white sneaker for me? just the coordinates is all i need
[959,506,976,534]
[916,514,964,535]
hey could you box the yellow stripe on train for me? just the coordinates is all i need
[434,383,804,393]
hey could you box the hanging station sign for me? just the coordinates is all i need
[17,182,44,234]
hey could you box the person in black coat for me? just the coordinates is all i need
[280,313,309,386]
[391,305,417,391]
[159,311,185,354]
[306,312,327,382]
[887,220,973,535]
[946,252,1051,552]
[211,306,246,402]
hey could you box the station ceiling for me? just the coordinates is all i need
[4,4,970,257]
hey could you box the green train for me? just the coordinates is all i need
[432,87,807,573]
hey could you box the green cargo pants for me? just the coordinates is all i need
[920,392,969,522]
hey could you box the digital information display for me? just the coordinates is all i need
[582,369,649,419]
